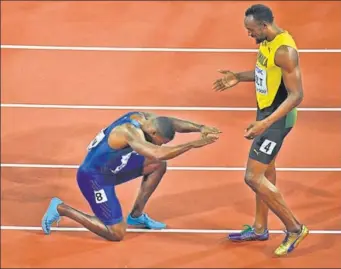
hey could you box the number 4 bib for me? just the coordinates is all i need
[255,66,268,95]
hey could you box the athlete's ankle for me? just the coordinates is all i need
[286,223,302,234]
[129,210,143,218]
[252,223,267,234]
[57,203,68,216]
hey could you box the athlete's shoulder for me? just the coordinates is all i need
[277,31,298,49]
[122,122,145,142]
[139,111,159,119]
[274,45,299,70]
[108,120,144,147]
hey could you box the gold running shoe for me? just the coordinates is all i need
[274,225,309,256]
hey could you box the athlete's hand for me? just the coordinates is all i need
[244,120,270,140]
[190,136,219,148]
[200,125,222,138]
[213,70,240,92]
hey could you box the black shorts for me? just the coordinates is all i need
[249,107,297,164]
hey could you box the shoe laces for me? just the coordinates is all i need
[241,224,254,235]
[142,213,159,224]
[47,214,61,225]
[280,230,298,248]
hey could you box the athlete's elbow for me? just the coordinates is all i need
[154,152,169,161]
[148,150,167,161]
[296,90,304,105]
[289,90,304,106]
[152,148,174,161]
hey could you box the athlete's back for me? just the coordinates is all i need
[79,111,143,175]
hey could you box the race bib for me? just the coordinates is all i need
[87,129,105,151]
[255,66,268,95]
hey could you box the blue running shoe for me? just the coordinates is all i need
[42,197,63,235]
[126,213,166,229]
[228,224,269,242]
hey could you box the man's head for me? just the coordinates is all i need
[143,116,175,145]
[244,4,274,44]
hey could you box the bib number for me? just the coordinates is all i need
[255,66,268,95]
[87,129,105,151]
[259,139,277,155]
[94,189,108,204]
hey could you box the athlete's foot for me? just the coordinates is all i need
[228,224,269,242]
[42,197,63,235]
[126,213,166,230]
[274,224,309,256]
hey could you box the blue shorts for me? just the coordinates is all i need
[77,154,145,226]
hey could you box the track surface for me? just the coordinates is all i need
[1,1,341,268]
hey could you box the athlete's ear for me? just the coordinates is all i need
[263,21,271,28]
[259,21,266,27]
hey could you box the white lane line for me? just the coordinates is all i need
[1,103,341,112]
[1,163,341,172]
[1,226,341,234]
[1,45,340,53]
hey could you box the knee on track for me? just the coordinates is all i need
[106,223,126,242]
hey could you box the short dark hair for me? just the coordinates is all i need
[245,4,274,24]
[153,117,175,140]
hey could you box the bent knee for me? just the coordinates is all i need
[158,160,167,170]
[143,159,167,175]
[151,160,167,175]
[244,170,262,190]
[106,223,126,242]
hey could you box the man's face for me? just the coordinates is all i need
[143,119,173,146]
[150,133,171,146]
[144,127,171,146]
[244,15,268,44]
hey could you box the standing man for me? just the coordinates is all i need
[213,4,308,256]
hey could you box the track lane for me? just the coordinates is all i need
[1,168,340,268]
[2,51,341,107]
[2,1,340,48]
[2,230,340,268]
[1,108,340,167]
[2,169,340,230]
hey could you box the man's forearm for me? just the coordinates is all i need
[157,142,194,160]
[170,118,203,133]
[263,92,303,126]
[236,70,255,82]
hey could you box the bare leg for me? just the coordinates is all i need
[245,158,301,233]
[252,158,276,234]
[57,203,126,241]
[130,159,167,218]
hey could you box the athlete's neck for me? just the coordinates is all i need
[266,24,284,42]
[137,116,153,134]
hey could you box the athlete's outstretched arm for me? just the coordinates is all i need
[124,124,218,160]
[235,70,256,82]
[168,117,204,133]
[141,112,221,134]
[213,69,255,91]
[169,117,223,136]
[262,45,304,127]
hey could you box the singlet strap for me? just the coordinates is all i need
[130,119,141,128]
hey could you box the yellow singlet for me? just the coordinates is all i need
[255,31,298,110]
